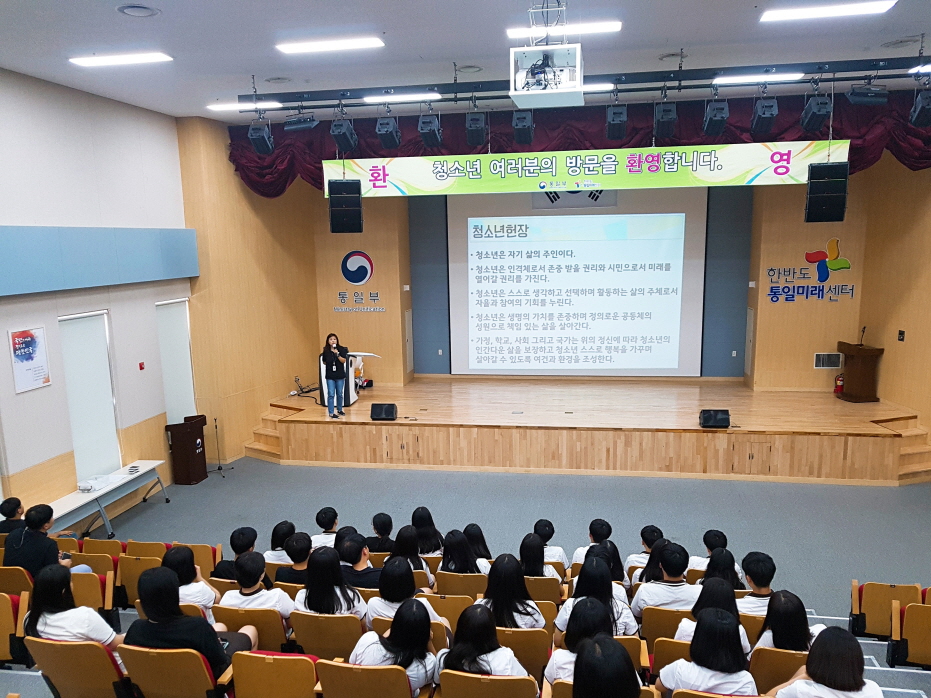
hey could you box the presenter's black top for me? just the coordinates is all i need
[3,527,59,579]
[322,346,349,380]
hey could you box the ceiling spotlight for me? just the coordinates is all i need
[512,111,534,145]
[713,73,804,85]
[418,114,443,148]
[910,92,931,128]
[760,1,897,21]
[751,97,779,134]
[606,105,628,141]
[206,101,282,112]
[362,92,439,104]
[654,102,677,139]
[376,117,402,149]
[846,85,889,105]
[247,119,274,155]
[702,101,730,136]
[507,21,622,39]
[465,112,487,147]
[800,95,832,132]
[276,37,385,54]
[330,119,359,152]
[69,51,172,67]
[283,114,320,131]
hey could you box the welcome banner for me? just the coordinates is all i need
[323,140,849,197]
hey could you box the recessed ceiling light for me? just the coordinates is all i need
[909,65,931,74]
[362,92,439,104]
[276,37,385,54]
[265,77,292,84]
[506,20,622,39]
[206,101,283,111]
[713,73,805,84]
[760,1,897,22]
[583,83,616,92]
[69,52,172,67]
[116,4,160,17]
[457,65,483,73]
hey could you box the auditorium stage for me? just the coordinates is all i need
[252,377,928,486]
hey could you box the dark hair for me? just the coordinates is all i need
[702,548,745,590]
[585,541,626,583]
[742,551,776,588]
[519,533,547,578]
[442,605,501,674]
[270,520,296,551]
[230,527,258,556]
[334,526,358,551]
[303,546,361,614]
[25,565,75,637]
[339,534,367,566]
[323,333,342,356]
[572,633,640,698]
[640,538,668,583]
[379,598,431,669]
[572,558,618,628]
[640,525,664,549]
[285,532,312,564]
[464,524,492,560]
[411,507,443,554]
[564,598,613,653]
[703,529,728,552]
[0,497,21,519]
[440,530,481,574]
[25,504,53,531]
[806,627,865,692]
[390,525,426,571]
[316,507,339,532]
[373,513,393,537]
[533,519,555,544]
[659,542,689,578]
[138,567,184,623]
[760,590,815,650]
[589,519,612,544]
[483,554,536,628]
[690,608,747,674]
[379,556,417,603]
[161,546,197,586]
[234,551,267,588]
[692,577,740,618]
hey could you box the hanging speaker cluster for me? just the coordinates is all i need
[805,162,849,223]
[328,179,363,233]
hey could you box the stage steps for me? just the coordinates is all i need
[244,403,303,464]
[885,420,931,484]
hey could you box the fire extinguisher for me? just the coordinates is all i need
[835,373,844,394]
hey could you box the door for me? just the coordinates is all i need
[155,299,197,424]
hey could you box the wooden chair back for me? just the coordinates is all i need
[735,589,751,598]
[423,556,442,575]
[70,553,115,576]
[740,613,766,644]
[436,571,487,599]
[125,540,168,560]
[315,659,413,698]
[496,627,550,684]
[25,637,127,698]
[0,533,6,549]
[133,600,204,620]
[858,581,922,635]
[672,691,739,698]
[71,571,112,611]
[615,635,649,672]
[274,581,303,600]
[413,569,430,589]
[82,539,123,557]
[116,555,161,605]
[289,611,363,660]
[896,601,931,665]
[119,645,218,696]
[685,569,705,584]
[438,669,538,698]
[630,581,643,600]
[416,593,472,633]
[55,538,80,553]
[653,638,692,676]
[749,647,808,693]
[207,577,240,594]
[545,560,566,581]
[369,552,390,568]
[524,576,562,605]
[265,561,289,581]
[552,680,573,698]
[537,600,558,637]
[640,607,693,653]
[212,605,287,651]
[627,565,644,582]
[569,562,583,579]
[0,567,32,597]
[170,543,219,575]
[232,650,316,698]
[370,616,448,651]
[0,594,17,662]
[356,587,380,602]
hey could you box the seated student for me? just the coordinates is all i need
[350,598,437,697]
[754,591,826,654]
[264,520,295,564]
[126,568,257,682]
[366,513,395,553]
[390,525,435,587]
[412,506,444,555]
[365,557,443,630]
[464,523,492,560]
[767,627,882,698]
[276,532,311,585]
[632,537,668,585]
[475,554,544,629]
[630,542,701,619]
[334,525,358,553]
[161,546,222,624]
[339,534,382,588]
[295,546,367,619]
[519,533,563,580]
[674,578,752,655]
[585,541,631,589]
[625,524,664,573]
[3,505,91,578]
[687,529,745,581]
[556,558,638,641]
[545,597,613,685]
[434,604,531,686]
[534,519,569,570]
[212,527,272,589]
[439,529,491,574]
[700,548,746,590]
[311,507,339,548]
[657,608,758,696]
[571,519,613,566]
[0,497,26,534]
[218,552,295,624]
[738,551,776,615]
[572,632,642,698]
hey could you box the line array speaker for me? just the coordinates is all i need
[328,179,363,233]
[805,162,849,223]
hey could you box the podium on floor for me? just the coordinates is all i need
[837,342,884,403]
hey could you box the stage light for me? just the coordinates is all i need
[845,85,888,105]
[465,112,487,147]
[276,37,385,54]
[418,114,443,148]
[713,73,805,85]
[69,51,172,67]
[375,117,402,149]
[247,119,274,155]
[751,97,779,134]
[605,105,628,141]
[702,101,729,136]
[760,1,897,21]
[654,102,677,139]
[910,91,931,128]
[330,119,358,152]
[283,115,319,131]
[506,21,622,39]
[207,101,282,112]
[363,93,439,104]
[512,111,534,144]
[800,95,832,131]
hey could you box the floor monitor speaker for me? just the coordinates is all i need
[371,403,398,421]
[699,409,730,428]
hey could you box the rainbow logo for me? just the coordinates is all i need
[805,238,850,283]
[341,251,374,285]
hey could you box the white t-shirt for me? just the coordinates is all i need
[544,648,576,684]
[631,581,702,617]
[555,596,639,636]
[473,598,545,629]
[659,659,757,696]
[406,557,435,587]
[631,568,644,585]
[179,580,217,624]
[435,646,529,683]
[350,630,437,697]
[625,551,649,571]
[544,546,569,569]
[571,543,595,565]
[776,679,883,698]
[365,596,443,630]
[263,549,292,564]
[476,558,492,574]
[736,593,773,616]
[294,586,367,619]
[688,555,746,582]
[754,624,827,654]
[219,587,295,619]
[34,607,116,646]
[311,532,336,548]
[540,565,563,580]
[675,617,752,655]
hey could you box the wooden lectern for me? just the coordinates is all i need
[837,342,884,402]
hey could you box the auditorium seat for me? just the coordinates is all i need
[355,587,380,602]
[889,599,931,667]
[289,611,362,660]
[132,600,205,620]
[640,607,693,653]
[627,565,644,582]
[740,613,766,643]
[208,577,239,594]
[369,552,390,568]
[438,669,538,698]
[436,571,487,598]
[70,552,116,576]
[749,646,808,693]
[273,581,303,600]
[423,556,442,575]
[232,650,316,698]
[496,626,549,684]
[26,637,133,698]
[616,634,649,673]
[264,561,289,581]
[735,589,752,598]
[685,569,705,585]
[120,645,233,697]
[55,538,80,554]
[212,605,289,652]
[0,567,32,597]
[569,562,583,578]
[372,615,449,651]
[171,542,221,574]
[413,569,431,589]
[524,575,563,605]
[652,638,691,677]
[0,534,6,549]
[545,560,566,581]
[116,555,161,605]
[416,593,472,633]
[552,683,660,698]
[537,600,558,638]
[0,593,21,663]
[125,540,169,559]
[316,659,413,698]
[71,571,113,614]
[670,691,751,698]
[82,539,124,557]
[851,579,922,636]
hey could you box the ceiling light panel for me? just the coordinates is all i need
[583,83,617,92]
[760,1,897,22]
[276,37,385,54]
[362,93,439,103]
[506,21,622,39]
[207,101,283,111]
[713,73,805,84]
[910,65,931,74]
[69,52,172,67]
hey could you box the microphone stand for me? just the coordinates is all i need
[207,417,231,478]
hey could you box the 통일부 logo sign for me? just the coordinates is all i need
[341,251,374,285]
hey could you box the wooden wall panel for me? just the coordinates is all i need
[1,451,77,510]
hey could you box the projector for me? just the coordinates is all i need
[509,44,584,108]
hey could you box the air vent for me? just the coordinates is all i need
[814,353,842,369]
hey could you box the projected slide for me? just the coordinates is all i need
[467,214,686,370]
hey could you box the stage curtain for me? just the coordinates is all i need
[228,91,931,197]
